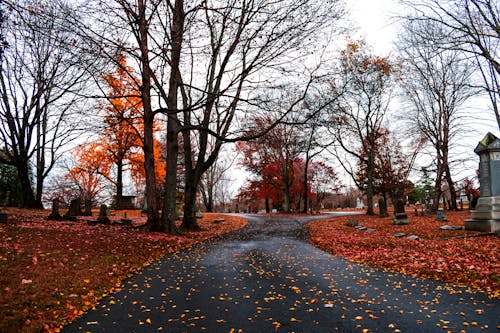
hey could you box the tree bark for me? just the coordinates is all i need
[181,170,201,231]
[365,151,375,215]
[161,0,184,234]
[116,158,123,200]
[18,161,41,208]
[137,0,160,230]
[302,155,310,214]
[282,161,291,213]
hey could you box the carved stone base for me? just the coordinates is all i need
[393,213,409,225]
[465,196,500,234]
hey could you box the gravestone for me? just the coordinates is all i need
[64,198,82,221]
[0,210,7,224]
[378,197,388,217]
[346,217,359,227]
[356,197,364,209]
[120,211,132,226]
[392,189,409,225]
[115,195,136,210]
[97,204,110,224]
[440,225,462,230]
[48,199,62,220]
[465,132,500,234]
[436,208,447,222]
[83,199,92,216]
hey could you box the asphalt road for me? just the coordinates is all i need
[62,213,499,332]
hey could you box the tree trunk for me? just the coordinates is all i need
[207,186,213,213]
[35,109,47,208]
[433,175,443,213]
[302,155,310,214]
[365,152,375,215]
[181,161,204,231]
[17,162,40,209]
[161,118,180,234]
[444,167,458,210]
[137,0,160,230]
[161,0,184,234]
[181,171,201,231]
[116,158,123,205]
[282,161,291,213]
[265,197,270,213]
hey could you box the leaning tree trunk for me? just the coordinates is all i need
[442,151,458,211]
[444,168,458,210]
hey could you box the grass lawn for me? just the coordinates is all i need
[0,208,247,333]
[309,209,500,299]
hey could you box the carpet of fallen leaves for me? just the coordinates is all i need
[0,208,247,333]
[309,209,500,299]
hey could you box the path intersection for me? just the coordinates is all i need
[63,214,499,332]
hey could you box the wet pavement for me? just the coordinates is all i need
[63,213,499,332]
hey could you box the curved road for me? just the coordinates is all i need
[63,213,499,332]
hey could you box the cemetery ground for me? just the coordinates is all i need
[0,208,247,333]
[309,209,500,299]
[0,208,499,332]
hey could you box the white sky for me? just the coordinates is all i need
[348,0,400,55]
[231,0,500,195]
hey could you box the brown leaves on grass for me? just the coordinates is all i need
[0,208,247,333]
[309,210,499,298]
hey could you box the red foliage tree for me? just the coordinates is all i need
[356,128,415,211]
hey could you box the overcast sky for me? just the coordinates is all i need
[348,0,400,55]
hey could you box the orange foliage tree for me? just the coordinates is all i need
[67,54,165,207]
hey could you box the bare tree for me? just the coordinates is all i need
[199,148,236,212]
[176,0,346,229]
[297,94,335,213]
[0,0,90,208]
[64,0,345,232]
[400,0,500,128]
[329,40,399,215]
[398,19,477,211]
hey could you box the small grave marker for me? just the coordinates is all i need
[346,218,359,227]
[439,225,462,230]
[406,235,419,240]
[436,208,447,222]
[393,189,409,225]
[48,198,62,220]
[120,212,132,226]
[97,204,110,224]
[64,198,82,221]
[394,233,406,238]
[83,199,92,216]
